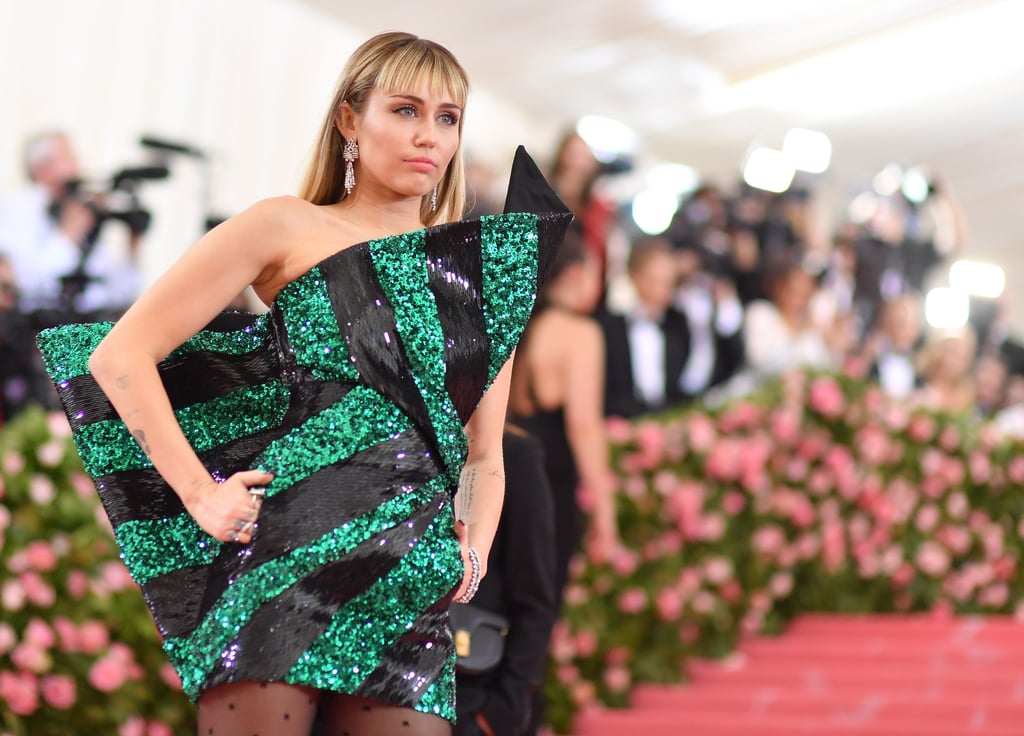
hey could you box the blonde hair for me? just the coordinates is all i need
[299,32,469,227]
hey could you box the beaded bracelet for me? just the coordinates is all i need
[455,547,482,604]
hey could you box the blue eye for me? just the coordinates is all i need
[395,105,417,117]
[440,112,459,126]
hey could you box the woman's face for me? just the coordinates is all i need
[345,79,462,201]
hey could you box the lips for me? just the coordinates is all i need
[405,157,436,171]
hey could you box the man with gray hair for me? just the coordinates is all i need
[0,131,140,317]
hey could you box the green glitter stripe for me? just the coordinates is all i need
[369,231,467,483]
[254,384,411,498]
[120,386,411,585]
[37,315,270,385]
[284,504,460,716]
[480,213,539,383]
[116,514,220,586]
[74,382,291,477]
[275,267,360,382]
[414,663,456,720]
[164,475,450,699]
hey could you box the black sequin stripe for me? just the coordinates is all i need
[534,213,574,295]
[199,491,447,690]
[423,220,490,425]
[56,339,281,431]
[355,602,455,708]
[192,429,444,628]
[319,243,436,446]
[140,565,209,640]
[95,381,350,528]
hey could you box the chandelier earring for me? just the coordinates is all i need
[343,138,359,196]
[430,184,438,213]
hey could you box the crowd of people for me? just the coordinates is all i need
[3,43,1024,734]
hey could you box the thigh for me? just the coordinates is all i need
[197,680,320,736]
[321,693,452,736]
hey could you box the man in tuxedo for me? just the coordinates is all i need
[597,238,692,418]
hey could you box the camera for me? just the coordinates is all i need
[48,164,168,239]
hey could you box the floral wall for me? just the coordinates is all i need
[2,369,1023,734]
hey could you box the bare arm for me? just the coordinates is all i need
[88,197,304,541]
[453,354,514,592]
[563,319,619,556]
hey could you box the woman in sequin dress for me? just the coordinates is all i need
[37,32,570,736]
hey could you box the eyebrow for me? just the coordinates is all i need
[388,93,462,112]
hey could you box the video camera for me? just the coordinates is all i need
[48,164,168,239]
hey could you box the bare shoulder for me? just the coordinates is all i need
[233,195,320,238]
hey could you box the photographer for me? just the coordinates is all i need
[0,131,143,319]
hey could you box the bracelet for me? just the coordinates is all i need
[455,546,482,604]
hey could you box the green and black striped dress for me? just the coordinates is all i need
[36,147,571,721]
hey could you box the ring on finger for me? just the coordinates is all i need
[230,531,240,543]
[239,520,254,534]
[248,486,267,499]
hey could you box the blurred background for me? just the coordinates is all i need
[1,0,1020,325]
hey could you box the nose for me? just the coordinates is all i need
[413,118,438,148]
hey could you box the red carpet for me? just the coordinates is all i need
[572,614,1024,735]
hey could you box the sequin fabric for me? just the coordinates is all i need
[35,146,572,722]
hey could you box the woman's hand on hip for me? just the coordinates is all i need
[186,469,274,544]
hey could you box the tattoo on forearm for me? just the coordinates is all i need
[458,467,477,520]
[115,375,130,389]
[132,429,152,457]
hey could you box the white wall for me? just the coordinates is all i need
[0,0,545,287]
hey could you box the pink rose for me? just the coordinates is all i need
[938,426,961,452]
[1,579,26,611]
[0,670,39,716]
[752,525,785,557]
[655,587,683,622]
[23,619,55,650]
[703,556,733,585]
[720,579,742,604]
[635,421,666,466]
[603,664,631,693]
[678,567,702,596]
[47,411,72,437]
[555,664,579,685]
[23,541,58,573]
[722,491,746,514]
[2,451,25,475]
[569,680,597,707]
[40,674,76,710]
[692,590,718,614]
[53,618,79,653]
[945,492,968,520]
[969,452,992,484]
[915,504,941,534]
[667,482,705,540]
[119,716,147,736]
[101,562,135,592]
[89,656,129,692]
[20,572,56,608]
[78,621,111,655]
[147,722,174,736]
[808,376,845,418]
[66,570,89,599]
[915,541,951,577]
[699,513,726,542]
[0,622,16,655]
[937,525,971,555]
[891,562,915,587]
[769,571,794,599]
[70,471,97,500]
[855,425,890,466]
[604,646,631,665]
[563,584,589,607]
[686,414,717,453]
[35,440,65,467]
[907,415,936,442]
[1008,456,1024,484]
[28,475,56,505]
[11,643,52,673]
[770,406,801,446]
[979,583,1009,609]
[574,630,598,658]
[822,520,846,573]
[617,588,647,614]
[609,547,638,576]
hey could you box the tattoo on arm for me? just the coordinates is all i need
[115,375,130,389]
[458,467,477,520]
[132,429,152,457]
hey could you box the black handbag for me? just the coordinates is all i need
[449,602,510,675]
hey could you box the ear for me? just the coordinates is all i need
[334,101,359,140]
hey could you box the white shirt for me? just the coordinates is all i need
[877,350,917,398]
[743,300,833,379]
[626,310,666,406]
[676,281,742,395]
[0,184,139,313]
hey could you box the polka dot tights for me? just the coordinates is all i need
[197,682,452,736]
